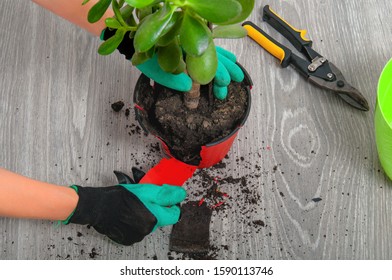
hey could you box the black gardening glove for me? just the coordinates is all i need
[64,168,186,246]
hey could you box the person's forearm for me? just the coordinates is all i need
[0,168,78,221]
[32,0,114,36]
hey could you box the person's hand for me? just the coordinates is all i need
[101,29,244,99]
[63,169,186,246]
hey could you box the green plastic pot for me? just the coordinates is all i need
[375,58,392,180]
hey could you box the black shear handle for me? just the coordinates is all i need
[263,5,314,57]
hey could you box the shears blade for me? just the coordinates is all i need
[308,63,369,111]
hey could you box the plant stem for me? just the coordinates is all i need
[184,23,213,110]
[207,21,214,104]
[208,81,214,105]
[184,83,201,110]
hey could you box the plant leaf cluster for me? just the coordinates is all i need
[84,0,254,85]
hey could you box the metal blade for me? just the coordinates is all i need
[132,167,146,184]
[113,171,135,184]
[308,62,369,111]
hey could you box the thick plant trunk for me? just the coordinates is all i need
[184,83,200,110]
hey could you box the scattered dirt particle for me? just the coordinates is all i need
[111,101,124,112]
[212,161,226,169]
[89,248,98,259]
[252,220,265,227]
[241,177,247,187]
[125,108,130,117]
[221,245,229,251]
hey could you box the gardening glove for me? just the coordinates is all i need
[213,46,245,100]
[63,169,186,246]
[139,48,245,99]
[101,30,244,99]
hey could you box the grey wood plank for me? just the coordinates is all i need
[1,0,392,260]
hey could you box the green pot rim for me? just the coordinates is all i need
[377,58,392,129]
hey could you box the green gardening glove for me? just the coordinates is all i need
[137,55,192,92]
[213,46,245,100]
[115,170,187,232]
[139,47,245,99]
[120,184,185,232]
[102,30,244,98]
[66,170,186,245]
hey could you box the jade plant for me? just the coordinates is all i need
[83,0,255,109]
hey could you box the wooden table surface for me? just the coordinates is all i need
[1,0,392,260]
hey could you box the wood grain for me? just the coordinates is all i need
[1,0,392,259]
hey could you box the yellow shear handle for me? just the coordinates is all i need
[242,21,291,68]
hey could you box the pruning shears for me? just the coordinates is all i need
[243,5,369,111]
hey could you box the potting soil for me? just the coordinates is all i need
[138,81,248,164]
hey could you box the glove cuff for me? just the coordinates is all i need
[61,185,79,225]
[66,185,105,226]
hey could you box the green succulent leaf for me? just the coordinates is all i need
[105,18,122,29]
[156,12,183,46]
[134,3,175,53]
[136,7,153,21]
[173,58,186,74]
[131,51,150,65]
[87,0,111,23]
[157,40,182,73]
[82,0,90,5]
[186,42,218,84]
[98,28,127,55]
[145,46,156,58]
[121,5,136,26]
[221,0,255,24]
[184,0,241,24]
[212,24,248,39]
[180,12,211,57]
[112,0,127,26]
[124,0,156,9]
[128,31,136,39]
